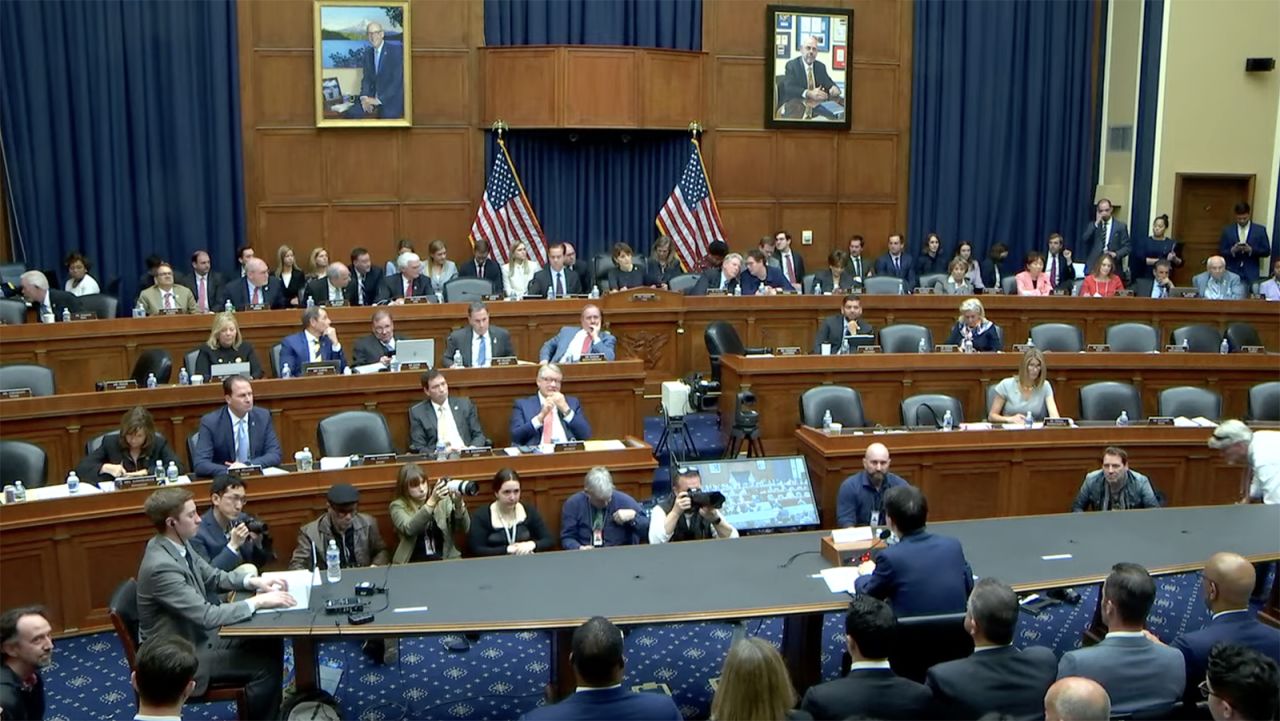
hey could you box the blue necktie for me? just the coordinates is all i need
[477,335,487,366]
[236,419,250,464]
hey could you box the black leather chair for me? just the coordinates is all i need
[1159,386,1222,420]
[917,273,945,291]
[1170,324,1222,353]
[187,431,200,472]
[443,277,492,303]
[863,277,904,295]
[889,611,974,683]
[0,299,26,325]
[704,321,766,385]
[271,343,283,377]
[184,348,202,374]
[1248,382,1280,422]
[799,386,867,428]
[1105,322,1159,353]
[1030,323,1084,352]
[131,349,173,386]
[317,410,396,457]
[590,253,615,284]
[0,440,49,488]
[879,324,933,354]
[77,293,119,320]
[1000,276,1018,295]
[0,363,56,396]
[668,273,700,294]
[1224,322,1262,351]
[1079,381,1143,421]
[85,431,168,456]
[901,393,963,427]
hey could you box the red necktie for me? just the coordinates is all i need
[252,286,260,305]
[541,411,554,443]
[784,254,795,284]
[405,279,412,298]
[1049,256,1057,284]
[197,276,207,311]
[580,332,592,357]
[164,292,173,310]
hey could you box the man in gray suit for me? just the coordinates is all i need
[135,487,294,721]
[1057,562,1185,715]
[443,302,515,367]
[1192,256,1247,300]
[352,309,408,368]
[409,369,490,454]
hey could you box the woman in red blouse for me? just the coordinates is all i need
[1080,255,1125,297]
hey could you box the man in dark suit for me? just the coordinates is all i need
[181,249,226,313]
[456,238,504,295]
[1171,552,1280,708]
[353,309,407,369]
[845,235,872,282]
[408,369,489,454]
[192,375,283,477]
[773,230,806,289]
[190,475,272,578]
[1133,259,1175,299]
[348,247,384,306]
[1045,233,1076,292]
[814,294,876,353]
[563,242,595,291]
[926,578,1058,720]
[853,485,974,616]
[136,487,294,720]
[443,301,515,368]
[688,252,744,295]
[302,262,352,307]
[220,258,285,310]
[279,306,347,375]
[526,242,583,297]
[740,249,795,295]
[510,363,591,445]
[800,595,932,720]
[874,233,917,290]
[377,252,434,303]
[18,270,81,321]
[1081,198,1131,278]
[357,22,404,119]
[520,616,681,721]
[780,35,842,105]
[1219,202,1272,283]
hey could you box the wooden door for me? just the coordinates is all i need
[1173,174,1254,283]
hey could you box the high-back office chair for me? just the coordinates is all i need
[704,321,767,385]
[901,394,964,427]
[590,253,615,285]
[1158,386,1222,420]
[131,349,173,386]
[1029,323,1084,352]
[1079,381,1143,421]
[1224,322,1262,351]
[889,612,974,683]
[184,348,202,374]
[1000,276,1018,295]
[917,273,945,291]
[0,299,26,324]
[1170,324,1222,353]
[443,277,492,304]
[270,344,283,377]
[862,277,903,295]
[0,363,56,396]
[799,386,867,429]
[879,324,933,354]
[316,411,396,457]
[1105,323,1159,353]
[77,293,119,320]
[1247,382,1280,422]
[186,431,201,472]
[0,440,49,488]
[668,273,700,294]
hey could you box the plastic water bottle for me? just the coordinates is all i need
[66,471,80,494]
[280,363,291,379]
[1116,410,1129,427]
[589,285,600,299]
[434,289,444,304]
[840,337,850,355]
[962,337,974,354]
[546,286,555,301]
[155,460,165,480]
[1220,338,1229,354]
[452,350,463,367]
[224,299,234,313]
[1026,336,1035,349]
[325,540,341,583]
[756,283,766,296]
[733,283,741,297]
[942,409,954,431]
[435,441,447,461]
[146,373,157,389]
[306,296,315,309]
[13,481,26,502]
[1181,338,1189,352]
[133,301,146,318]
[178,367,190,386]
[299,447,314,472]
[813,281,822,295]
[1025,412,1034,429]
[166,462,179,483]
[918,337,928,353]
[822,410,833,432]
[61,307,71,322]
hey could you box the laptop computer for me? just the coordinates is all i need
[209,361,251,379]
[396,339,435,368]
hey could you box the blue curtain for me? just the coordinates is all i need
[1129,0,1164,247]
[907,0,1098,269]
[492,131,689,259]
[485,0,701,50]
[0,0,245,309]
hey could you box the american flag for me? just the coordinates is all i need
[656,140,726,271]
[469,138,547,265]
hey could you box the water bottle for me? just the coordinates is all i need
[813,281,822,295]
[1024,412,1034,429]
[299,447,313,472]
[1219,338,1229,354]
[755,284,765,296]
[306,296,315,309]
[546,285,555,301]
[224,299,234,313]
[1116,410,1129,427]
[452,350,463,367]
[61,307,71,322]
[325,540,341,583]
[280,363,291,379]
[435,441,447,461]
[146,373,157,389]
[13,481,26,503]
[1181,338,1189,352]
[942,409,954,431]
[66,471,80,494]
[434,289,444,304]
[155,460,165,480]
[918,337,928,353]
[1026,336,1035,349]
[962,337,974,354]
[840,337,850,355]
[132,301,146,318]
[822,410,833,432]
[166,462,179,483]
[178,367,190,386]
[589,285,600,299]
[733,283,741,297]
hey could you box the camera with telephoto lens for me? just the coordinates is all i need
[444,478,480,496]
[686,490,726,510]
[235,513,277,563]
[236,513,268,534]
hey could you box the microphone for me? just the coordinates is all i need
[308,535,321,586]
[915,403,941,429]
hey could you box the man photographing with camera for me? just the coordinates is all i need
[649,467,738,544]
[191,475,274,580]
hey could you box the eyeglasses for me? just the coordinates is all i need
[1199,679,1216,700]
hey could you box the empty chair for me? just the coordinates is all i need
[879,324,933,354]
[1170,324,1222,353]
[901,394,964,427]
[1248,382,1280,422]
[1029,323,1084,352]
[1224,322,1262,351]
[985,384,1000,417]
[0,299,26,325]
[131,349,173,386]
[0,440,49,488]
[77,293,119,319]
[1071,278,1084,297]
[443,277,492,303]
[0,262,24,285]
[317,410,396,457]
[1158,386,1222,420]
[799,386,867,428]
[668,273,701,294]
[917,273,946,291]
[0,363,56,396]
[705,321,767,384]
[889,612,974,683]
[184,348,201,374]
[1000,276,1018,295]
[186,431,200,472]
[862,276,904,295]
[1106,323,1159,353]
[271,343,283,377]
[591,253,615,284]
[1079,381,1143,422]
[800,273,817,294]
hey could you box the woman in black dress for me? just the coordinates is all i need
[274,244,306,307]
[77,406,184,484]
[646,236,682,288]
[468,468,554,556]
[606,242,652,291]
[194,312,265,380]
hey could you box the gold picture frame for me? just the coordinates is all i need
[765,5,852,130]
[314,0,412,128]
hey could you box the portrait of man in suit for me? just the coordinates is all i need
[769,10,851,128]
[316,3,410,126]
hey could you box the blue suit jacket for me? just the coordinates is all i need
[560,490,649,549]
[193,406,282,477]
[853,529,973,617]
[739,266,795,295]
[1171,611,1280,705]
[874,253,918,289]
[1218,223,1271,282]
[279,330,347,375]
[1057,634,1185,714]
[520,686,682,721]
[219,277,285,310]
[540,326,617,362]
[360,42,404,118]
[510,394,591,446]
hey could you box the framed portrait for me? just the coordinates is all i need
[765,5,853,130]
[315,1,412,127]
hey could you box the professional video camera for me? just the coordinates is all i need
[687,489,726,510]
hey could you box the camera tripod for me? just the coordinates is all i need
[654,412,699,465]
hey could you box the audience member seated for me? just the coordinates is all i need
[799,595,932,720]
[384,239,414,278]
[1259,258,1280,301]
[352,309,406,369]
[191,475,272,576]
[916,232,947,277]
[19,270,81,321]
[1194,256,1246,300]
[131,635,199,721]
[302,262,352,307]
[1044,677,1111,721]
[220,258,284,310]
[836,442,908,527]
[560,466,649,550]
[1079,255,1125,297]
[1081,198,1131,277]
[136,488,293,721]
[935,257,975,295]
[137,263,196,315]
[409,369,489,454]
[307,247,329,281]
[1219,202,1271,284]
[710,636,808,721]
[445,302,515,368]
[696,239,729,272]
[605,242,652,291]
[539,304,616,363]
[469,468,554,556]
[650,467,739,544]
[978,243,1010,291]
[274,244,306,307]
[1044,233,1076,292]
[773,230,806,290]
[925,577,1058,720]
[377,251,434,304]
[510,363,591,446]
[193,376,282,477]
[1014,252,1052,296]
[945,297,1003,352]
[233,245,255,278]
[279,306,347,374]
[874,233,917,290]
[1134,259,1176,298]
[63,251,100,297]
[390,463,470,565]
[1204,644,1279,721]
[757,235,780,268]
[853,485,974,616]
[989,348,1061,424]
[502,240,541,298]
[813,294,875,354]
[1056,562,1185,714]
[646,236,682,289]
[526,242,582,298]
[456,238,503,293]
[690,251,745,295]
[844,235,871,282]
[0,605,53,721]
[181,250,224,313]
[741,249,795,295]
[77,406,184,485]
[952,241,983,289]
[1071,446,1160,512]
[520,616,681,721]
[194,311,264,380]
[812,250,857,294]
[1140,214,1183,280]
[348,247,385,307]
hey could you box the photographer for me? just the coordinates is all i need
[191,475,274,580]
[649,468,738,544]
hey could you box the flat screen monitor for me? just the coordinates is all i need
[683,455,820,534]
[209,361,251,379]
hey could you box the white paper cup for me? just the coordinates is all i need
[820,343,832,355]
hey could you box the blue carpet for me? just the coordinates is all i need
[643,412,726,497]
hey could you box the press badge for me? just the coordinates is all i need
[870,511,881,527]
[592,528,604,547]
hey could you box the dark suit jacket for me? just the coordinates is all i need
[811,269,858,294]
[646,258,683,287]
[979,259,1008,290]
[456,258,503,294]
[179,271,227,311]
[814,314,875,353]
[853,529,974,616]
[76,435,183,484]
[925,645,1058,720]
[1218,223,1272,282]
[1171,611,1280,707]
[1081,219,1132,270]
[688,268,741,296]
[510,394,591,445]
[408,397,489,453]
[219,277,285,310]
[277,271,306,307]
[353,332,407,366]
[377,273,433,303]
[1132,277,1175,299]
[875,253,918,289]
[740,265,795,295]
[349,267,385,306]
[190,508,269,573]
[782,56,837,103]
[1044,251,1077,291]
[776,250,807,286]
[800,668,933,721]
[279,330,347,375]
[520,684,682,721]
[443,326,515,367]
[360,41,404,118]
[194,342,264,380]
[569,260,594,290]
[41,288,82,318]
[526,267,583,297]
[193,406,282,477]
[302,278,350,307]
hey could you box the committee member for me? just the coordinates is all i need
[193,375,282,477]
[18,270,80,321]
[390,463,469,564]
[136,488,294,721]
[1134,260,1176,299]
[501,240,541,298]
[192,474,272,576]
[1219,202,1271,284]
[131,635,199,721]
[1204,644,1279,721]
[219,258,284,310]
[138,263,197,314]
[539,304,616,363]
[0,606,53,721]
[781,35,842,104]
[812,250,857,293]
[606,242,653,291]
[1045,233,1076,292]
[1139,214,1183,280]
[1080,255,1125,297]
[1044,677,1111,721]
[510,363,591,445]
[1259,257,1280,301]
[456,238,503,294]
[649,467,738,544]
[194,311,264,380]
[1193,256,1246,300]
[814,294,875,354]
[63,251,100,296]
[874,233,917,290]
[408,369,489,454]
[836,442,908,527]
[377,251,433,304]
[989,348,1060,424]
[689,251,744,295]
[935,257,975,295]
[1071,446,1160,512]
[1014,252,1052,296]
[526,242,581,297]
[443,301,515,368]
[741,249,795,295]
[352,309,407,368]
[945,297,1003,352]
[274,244,306,307]
[647,236,682,288]
[469,468,554,556]
[181,250,225,313]
[853,485,973,616]
[279,306,347,374]
[560,466,648,549]
[356,22,403,118]
[302,261,352,307]
[1081,198,1131,275]
[349,247,384,306]
[77,406,184,485]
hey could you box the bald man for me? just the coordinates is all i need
[1192,255,1246,300]
[1045,677,1111,721]
[835,443,911,527]
[1171,552,1280,707]
[220,258,285,310]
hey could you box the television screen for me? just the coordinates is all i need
[685,455,820,533]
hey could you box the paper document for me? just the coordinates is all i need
[353,362,385,375]
[818,566,861,594]
[832,527,872,544]
[260,466,289,476]
[256,570,314,612]
[583,439,626,451]
[1173,416,1217,428]
[319,456,351,471]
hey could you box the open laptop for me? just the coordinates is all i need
[837,334,878,353]
[396,339,435,368]
[209,361,251,379]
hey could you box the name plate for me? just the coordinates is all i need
[398,361,428,371]
[1043,417,1072,428]
[913,287,936,295]
[1051,289,1068,296]
[245,303,267,311]
[934,344,961,353]
[1241,345,1266,354]
[70,311,98,321]
[982,287,1002,295]
[1163,344,1186,353]
[775,346,802,356]
[1147,416,1175,426]
[483,294,505,302]
[324,299,347,308]
[1177,290,1198,298]
[115,475,160,490]
[0,388,33,399]
[228,465,263,478]
[491,356,518,367]
[1013,344,1034,353]
[554,441,585,453]
[1086,344,1111,352]
[629,293,659,302]
[856,345,882,354]
[1116,289,1134,297]
[97,379,139,391]
[578,353,606,363]
[705,288,728,296]
[404,295,433,304]
[303,364,338,376]
[156,308,181,316]
[459,446,492,458]
[362,453,396,465]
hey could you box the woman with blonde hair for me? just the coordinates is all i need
[308,247,330,280]
[502,239,541,297]
[389,462,470,563]
[274,245,306,307]
[710,637,806,721]
[647,235,681,287]
[989,347,1061,424]
[945,297,1003,352]
[425,239,458,290]
[193,311,264,379]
